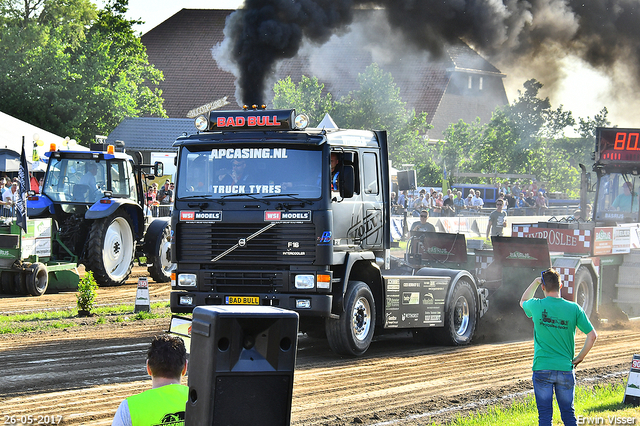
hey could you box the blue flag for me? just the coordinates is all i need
[16,139,29,233]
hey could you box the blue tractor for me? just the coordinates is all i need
[27,145,172,287]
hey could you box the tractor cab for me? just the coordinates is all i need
[44,155,136,203]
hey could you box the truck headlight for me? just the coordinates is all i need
[194,115,209,131]
[178,273,197,287]
[179,295,194,305]
[294,274,315,289]
[294,114,309,130]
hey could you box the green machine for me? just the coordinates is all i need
[0,217,79,296]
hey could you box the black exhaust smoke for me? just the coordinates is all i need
[227,0,640,106]
[229,0,355,105]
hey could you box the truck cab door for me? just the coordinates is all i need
[359,152,383,249]
[331,151,361,250]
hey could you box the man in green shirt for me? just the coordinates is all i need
[520,268,597,426]
[112,335,189,426]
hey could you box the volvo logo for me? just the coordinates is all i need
[211,222,277,263]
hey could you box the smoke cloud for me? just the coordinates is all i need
[220,0,640,111]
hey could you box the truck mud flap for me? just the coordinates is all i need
[382,275,451,329]
[478,236,550,325]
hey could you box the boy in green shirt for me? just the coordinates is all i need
[520,268,597,426]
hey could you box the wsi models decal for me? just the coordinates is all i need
[264,211,311,222]
[180,211,222,221]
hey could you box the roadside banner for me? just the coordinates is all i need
[437,217,473,234]
[134,277,150,313]
[623,354,640,406]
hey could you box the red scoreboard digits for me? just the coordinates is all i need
[597,128,640,163]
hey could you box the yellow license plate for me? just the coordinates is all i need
[225,296,259,305]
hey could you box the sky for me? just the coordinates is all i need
[124,0,243,34]
[115,0,632,131]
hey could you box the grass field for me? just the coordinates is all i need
[446,383,639,426]
[0,302,171,333]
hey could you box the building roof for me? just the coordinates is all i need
[141,10,237,118]
[106,117,194,152]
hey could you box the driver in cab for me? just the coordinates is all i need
[331,153,340,191]
[611,181,638,212]
[80,162,98,189]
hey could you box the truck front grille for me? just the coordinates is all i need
[176,222,316,265]
[201,269,286,293]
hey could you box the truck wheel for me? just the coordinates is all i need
[325,281,376,356]
[147,223,172,283]
[574,267,594,318]
[26,263,48,296]
[86,211,135,286]
[439,280,477,346]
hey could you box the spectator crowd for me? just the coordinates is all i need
[392,180,554,217]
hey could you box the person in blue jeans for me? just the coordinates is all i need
[520,268,597,426]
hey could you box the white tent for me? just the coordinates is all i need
[0,111,86,172]
[0,111,64,158]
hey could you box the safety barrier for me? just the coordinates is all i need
[392,214,558,239]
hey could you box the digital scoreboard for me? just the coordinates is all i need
[596,127,640,164]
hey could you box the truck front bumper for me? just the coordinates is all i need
[170,291,333,316]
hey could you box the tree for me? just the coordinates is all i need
[578,107,611,140]
[0,0,165,145]
[272,64,433,182]
[273,75,332,126]
[440,79,594,196]
[330,64,431,175]
[437,118,484,183]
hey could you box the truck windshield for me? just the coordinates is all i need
[176,147,323,199]
[595,173,640,221]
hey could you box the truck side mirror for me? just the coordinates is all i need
[342,152,355,165]
[154,161,164,177]
[340,165,355,198]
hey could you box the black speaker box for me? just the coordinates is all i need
[397,170,416,191]
[185,306,299,426]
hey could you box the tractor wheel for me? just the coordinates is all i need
[1,272,14,294]
[436,280,477,346]
[26,262,48,296]
[86,211,135,286]
[147,223,172,283]
[14,272,27,295]
[574,267,595,319]
[325,281,376,356]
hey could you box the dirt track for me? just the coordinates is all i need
[1,273,639,425]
